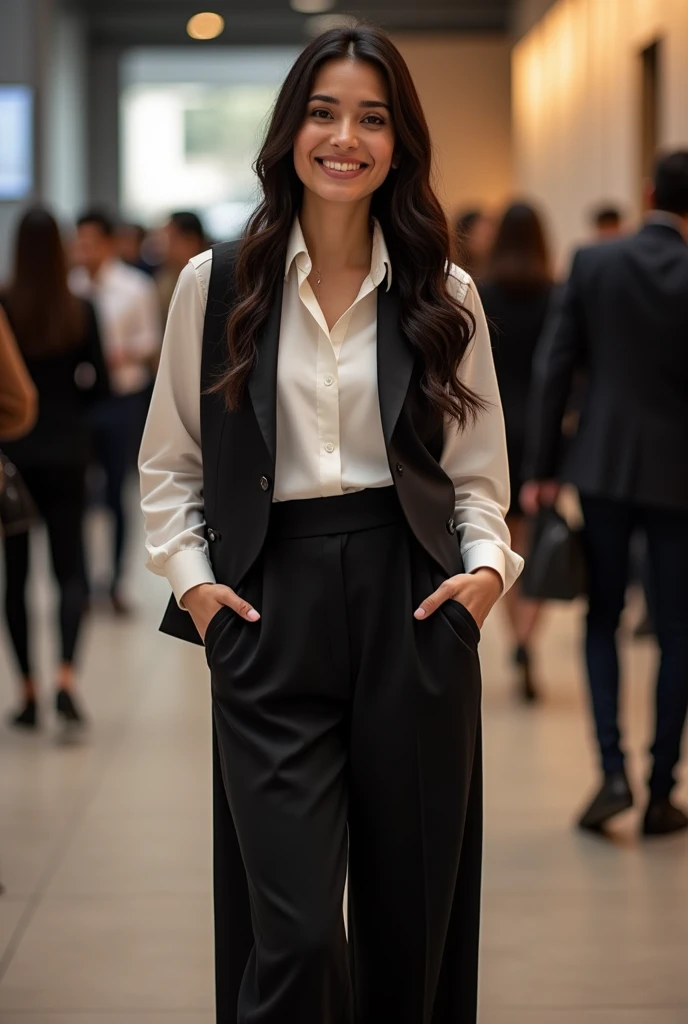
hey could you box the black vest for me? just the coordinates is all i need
[160,241,464,645]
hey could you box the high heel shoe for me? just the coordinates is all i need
[513,644,538,703]
[9,698,39,730]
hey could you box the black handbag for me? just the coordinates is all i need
[520,506,587,601]
[0,451,39,537]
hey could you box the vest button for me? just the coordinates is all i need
[260,476,270,491]
[207,528,216,542]
[446,517,457,535]
[396,462,404,475]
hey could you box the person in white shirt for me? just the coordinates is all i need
[155,210,208,323]
[71,210,161,614]
[140,25,522,1024]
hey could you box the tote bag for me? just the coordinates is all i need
[520,506,587,601]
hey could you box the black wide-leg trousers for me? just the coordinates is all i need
[207,488,483,1024]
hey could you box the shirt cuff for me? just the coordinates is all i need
[163,549,216,608]
[462,542,506,592]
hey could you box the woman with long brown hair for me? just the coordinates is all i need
[140,26,522,1024]
[1,207,109,735]
[479,201,554,701]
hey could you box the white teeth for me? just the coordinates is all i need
[322,160,363,172]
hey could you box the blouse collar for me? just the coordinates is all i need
[284,216,392,291]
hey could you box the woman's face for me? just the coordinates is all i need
[293,58,396,206]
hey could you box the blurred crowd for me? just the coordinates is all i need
[2,150,688,834]
[452,196,631,704]
[0,205,210,735]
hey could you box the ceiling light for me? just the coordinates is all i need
[186,12,225,40]
[291,0,335,14]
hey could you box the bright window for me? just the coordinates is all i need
[120,47,299,240]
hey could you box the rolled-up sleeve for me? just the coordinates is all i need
[441,271,524,594]
[138,256,216,605]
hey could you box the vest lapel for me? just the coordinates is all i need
[247,279,284,465]
[377,283,415,447]
[247,279,412,465]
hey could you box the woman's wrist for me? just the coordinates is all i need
[470,566,503,594]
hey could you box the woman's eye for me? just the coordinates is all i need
[310,108,332,120]
[362,115,385,126]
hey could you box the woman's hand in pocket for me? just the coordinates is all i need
[414,568,503,630]
[182,582,260,642]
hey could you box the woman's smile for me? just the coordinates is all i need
[315,156,369,179]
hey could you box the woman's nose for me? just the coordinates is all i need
[330,120,359,150]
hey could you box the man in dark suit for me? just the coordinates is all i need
[522,151,688,836]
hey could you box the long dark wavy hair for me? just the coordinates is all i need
[218,25,484,428]
[4,207,85,358]
[487,202,552,294]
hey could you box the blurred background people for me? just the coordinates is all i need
[0,305,37,442]
[155,211,208,321]
[590,204,625,241]
[588,197,656,641]
[70,209,161,615]
[479,201,554,702]
[453,207,494,280]
[115,222,157,277]
[1,207,109,735]
[522,151,688,837]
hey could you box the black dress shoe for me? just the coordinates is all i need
[513,644,538,703]
[643,798,688,837]
[577,771,633,831]
[9,698,39,730]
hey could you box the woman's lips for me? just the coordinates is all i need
[315,158,368,180]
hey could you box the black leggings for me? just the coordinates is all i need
[3,463,88,677]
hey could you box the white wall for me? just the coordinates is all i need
[512,0,688,267]
[393,35,514,218]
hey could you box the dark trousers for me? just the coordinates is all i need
[580,494,688,796]
[3,463,88,676]
[207,488,483,1024]
[90,391,145,590]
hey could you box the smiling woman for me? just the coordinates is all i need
[139,22,522,1024]
[217,26,486,425]
[296,73,393,192]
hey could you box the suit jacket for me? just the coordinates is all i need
[161,241,465,645]
[523,222,688,510]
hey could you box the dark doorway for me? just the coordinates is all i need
[640,40,662,192]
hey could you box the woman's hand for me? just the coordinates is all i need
[182,582,260,642]
[414,567,503,630]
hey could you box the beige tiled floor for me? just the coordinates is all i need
[1,505,687,1021]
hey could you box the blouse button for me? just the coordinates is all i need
[324,375,334,386]
[325,443,335,454]
[260,476,270,491]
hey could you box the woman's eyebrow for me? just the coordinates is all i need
[308,93,391,111]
